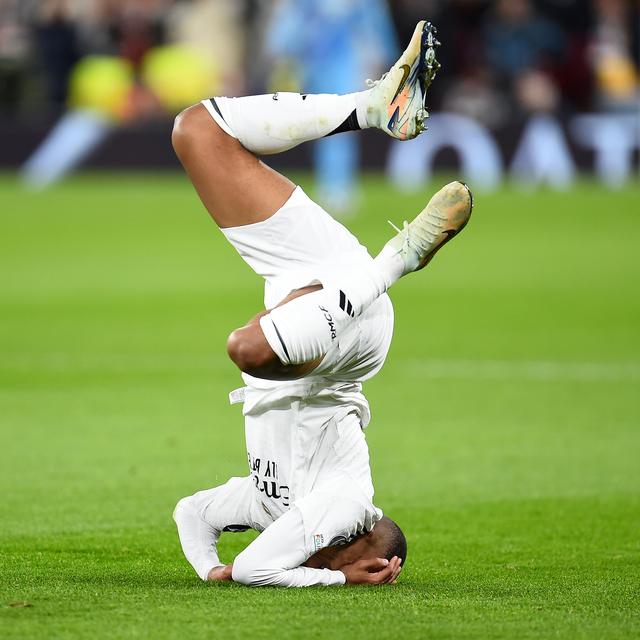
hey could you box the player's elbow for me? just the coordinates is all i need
[227,327,275,374]
[230,555,255,585]
[231,556,283,587]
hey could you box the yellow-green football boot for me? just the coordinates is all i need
[385,181,473,275]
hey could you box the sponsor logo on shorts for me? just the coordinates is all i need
[313,534,324,552]
[319,306,337,340]
[339,290,355,317]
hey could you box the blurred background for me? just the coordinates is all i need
[0,0,638,201]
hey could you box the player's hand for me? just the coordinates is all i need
[206,564,233,582]
[342,556,402,585]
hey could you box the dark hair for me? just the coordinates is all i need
[378,516,408,565]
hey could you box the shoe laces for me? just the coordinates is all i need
[388,219,424,253]
[365,72,387,89]
[388,212,445,253]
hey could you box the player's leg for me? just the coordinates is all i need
[173,21,446,379]
[172,104,295,229]
[172,20,440,229]
[226,284,325,379]
[173,476,257,580]
[228,181,473,380]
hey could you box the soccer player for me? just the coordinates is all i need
[172,21,472,587]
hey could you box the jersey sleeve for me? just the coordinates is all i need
[173,476,255,580]
[231,505,346,587]
[231,475,382,588]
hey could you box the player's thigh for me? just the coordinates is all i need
[173,103,295,228]
[222,187,371,309]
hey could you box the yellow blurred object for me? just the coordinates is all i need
[68,56,134,120]
[142,45,217,114]
[596,53,639,99]
[267,60,302,94]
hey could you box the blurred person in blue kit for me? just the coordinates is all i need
[265,0,398,216]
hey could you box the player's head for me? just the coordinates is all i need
[305,516,407,570]
[370,515,408,563]
[358,515,407,564]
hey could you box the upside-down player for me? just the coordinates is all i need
[172,21,472,587]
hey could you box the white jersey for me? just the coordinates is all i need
[175,184,394,586]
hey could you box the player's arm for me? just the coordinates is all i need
[230,504,346,587]
[173,477,254,581]
[230,490,397,587]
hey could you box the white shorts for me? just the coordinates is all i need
[222,186,394,383]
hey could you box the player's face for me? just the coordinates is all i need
[305,533,380,570]
[331,535,381,569]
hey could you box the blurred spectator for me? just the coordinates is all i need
[166,0,246,95]
[590,0,639,112]
[484,0,565,115]
[515,68,560,114]
[415,2,509,128]
[112,0,168,66]
[32,0,81,112]
[441,67,509,129]
[485,0,565,79]
[541,0,593,111]
[0,0,32,113]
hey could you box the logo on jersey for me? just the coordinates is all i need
[313,534,324,552]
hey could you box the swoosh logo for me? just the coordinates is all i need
[392,64,411,102]
[387,106,400,131]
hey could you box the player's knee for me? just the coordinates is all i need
[226,327,275,374]
[172,107,197,156]
[172,103,234,161]
[172,104,214,158]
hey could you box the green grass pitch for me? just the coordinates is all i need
[1,173,639,639]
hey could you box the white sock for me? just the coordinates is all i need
[201,91,373,155]
[373,243,406,287]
